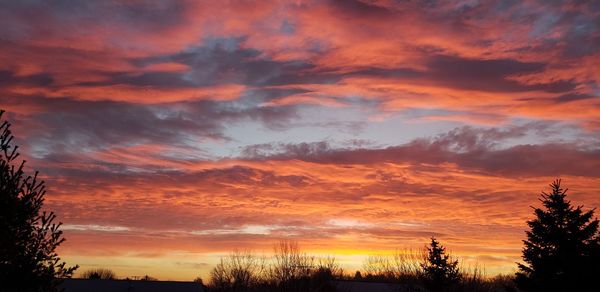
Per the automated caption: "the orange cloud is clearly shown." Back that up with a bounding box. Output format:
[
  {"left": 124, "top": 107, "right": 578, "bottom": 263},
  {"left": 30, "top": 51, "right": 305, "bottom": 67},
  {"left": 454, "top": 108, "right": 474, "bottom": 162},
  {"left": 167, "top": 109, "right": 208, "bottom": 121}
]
[{"left": 1, "top": 0, "right": 599, "bottom": 281}]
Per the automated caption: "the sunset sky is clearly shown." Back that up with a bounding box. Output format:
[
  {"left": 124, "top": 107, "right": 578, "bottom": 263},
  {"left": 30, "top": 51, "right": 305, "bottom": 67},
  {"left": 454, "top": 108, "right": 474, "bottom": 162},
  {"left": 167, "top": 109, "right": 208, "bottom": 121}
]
[{"left": 1, "top": 0, "right": 599, "bottom": 281}]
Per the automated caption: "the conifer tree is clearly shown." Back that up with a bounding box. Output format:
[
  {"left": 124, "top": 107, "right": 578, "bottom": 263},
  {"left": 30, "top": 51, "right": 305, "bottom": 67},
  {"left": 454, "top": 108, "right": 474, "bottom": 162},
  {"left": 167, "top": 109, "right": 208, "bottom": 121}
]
[
  {"left": 0, "top": 110, "right": 77, "bottom": 292},
  {"left": 420, "top": 237, "right": 461, "bottom": 292},
  {"left": 516, "top": 180, "right": 600, "bottom": 291}
]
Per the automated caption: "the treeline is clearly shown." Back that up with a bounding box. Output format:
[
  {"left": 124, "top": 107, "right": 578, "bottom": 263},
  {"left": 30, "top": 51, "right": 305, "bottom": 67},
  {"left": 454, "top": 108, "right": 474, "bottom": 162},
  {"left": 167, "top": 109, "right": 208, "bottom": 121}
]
[
  {"left": 72, "top": 180, "right": 600, "bottom": 292},
  {"left": 205, "top": 239, "right": 516, "bottom": 292},
  {"left": 79, "top": 268, "right": 158, "bottom": 281},
  {"left": 208, "top": 241, "right": 341, "bottom": 292},
  {"left": 205, "top": 180, "right": 599, "bottom": 292}
]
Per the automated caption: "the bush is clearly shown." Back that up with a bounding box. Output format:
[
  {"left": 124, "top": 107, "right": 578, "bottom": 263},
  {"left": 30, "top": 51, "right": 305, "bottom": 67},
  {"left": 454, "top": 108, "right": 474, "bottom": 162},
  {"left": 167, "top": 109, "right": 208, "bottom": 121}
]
[
  {"left": 81, "top": 268, "right": 116, "bottom": 280},
  {"left": 210, "top": 251, "right": 265, "bottom": 292},
  {"left": 208, "top": 241, "right": 342, "bottom": 292},
  {"left": 362, "top": 250, "right": 422, "bottom": 284}
]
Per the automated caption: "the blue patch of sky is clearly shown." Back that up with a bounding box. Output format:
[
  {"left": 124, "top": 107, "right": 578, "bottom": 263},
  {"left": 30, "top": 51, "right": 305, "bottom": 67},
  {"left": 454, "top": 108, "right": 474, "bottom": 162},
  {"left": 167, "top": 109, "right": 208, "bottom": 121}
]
[
  {"left": 280, "top": 19, "right": 296, "bottom": 35},
  {"left": 529, "top": 11, "right": 560, "bottom": 39},
  {"left": 201, "top": 106, "right": 462, "bottom": 157},
  {"left": 196, "top": 105, "right": 595, "bottom": 159}
]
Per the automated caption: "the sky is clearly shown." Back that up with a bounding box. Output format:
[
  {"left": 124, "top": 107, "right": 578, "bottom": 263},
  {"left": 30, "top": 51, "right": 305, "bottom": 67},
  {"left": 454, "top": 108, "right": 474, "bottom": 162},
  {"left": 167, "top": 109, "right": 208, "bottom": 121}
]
[{"left": 1, "top": 0, "right": 599, "bottom": 281}]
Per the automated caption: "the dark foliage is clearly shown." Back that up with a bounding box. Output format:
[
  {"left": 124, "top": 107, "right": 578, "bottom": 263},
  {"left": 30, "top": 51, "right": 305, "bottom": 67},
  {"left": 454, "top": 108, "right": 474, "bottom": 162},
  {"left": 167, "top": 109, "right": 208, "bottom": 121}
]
[
  {"left": 0, "top": 110, "right": 77, "bottom": 292},
  {"left": 208, "top": 241, "right": 340, "bottom": 292},
  {"left": 81, "top": 268, "right": 116, "bottom": 280},
  {"left": 207, "top": 240, "right": 519, "bottom": 292},
  {"left": 420, "top": 237, "right": 461, "bottom": 292},
  {"left": 140, "top": 274, "right": 158, "bottom": 281},
  {"left": 516, "top": 180, "right": 600, "bottom": 291}
]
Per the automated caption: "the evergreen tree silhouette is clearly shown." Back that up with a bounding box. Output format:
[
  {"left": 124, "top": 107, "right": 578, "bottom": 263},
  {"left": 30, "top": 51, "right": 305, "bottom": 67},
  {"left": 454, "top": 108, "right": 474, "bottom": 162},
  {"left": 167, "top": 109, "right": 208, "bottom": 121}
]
[
  {"left": 516, "top": 180, "right": 600, "bottom": 291},
  {"left": 0, "top": 110, "right": 77, "bottom": 292},
  {"left": 420, "top": 237, "right": 461, "bottom": 292}
]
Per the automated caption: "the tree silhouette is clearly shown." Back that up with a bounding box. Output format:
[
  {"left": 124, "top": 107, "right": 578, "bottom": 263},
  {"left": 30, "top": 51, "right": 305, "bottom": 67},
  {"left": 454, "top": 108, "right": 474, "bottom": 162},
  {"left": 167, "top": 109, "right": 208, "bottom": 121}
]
[
  {"left": 81, "top": 268, "right": 116, "bottom": 280},
  {"left": 0, "top": 110, "right": 77, "bottom": 291},
  {"left": 516, "top": 180, "right": 600, "bottom": 291},
  {"left": 420, "top": 237, "right": 461, "bottom": 292},
  {"left": 210, "top": 250, "right": 265, "bottom": 292},
  {"left": 140, "top": 275, "right": 157, "bottom": 281}
]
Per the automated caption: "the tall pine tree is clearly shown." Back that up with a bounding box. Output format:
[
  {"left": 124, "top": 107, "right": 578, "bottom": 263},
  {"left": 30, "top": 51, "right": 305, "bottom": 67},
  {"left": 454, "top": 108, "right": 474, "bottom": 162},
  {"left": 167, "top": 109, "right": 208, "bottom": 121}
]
[
  {"left": 0, "top": 110, "right": 77, "bottom": 292},
  {"left": 516, "top": 180, "right": 600, "bottom": 291},
  {"left": 420, "top": 237, "right": 461, "bottom": 292}
]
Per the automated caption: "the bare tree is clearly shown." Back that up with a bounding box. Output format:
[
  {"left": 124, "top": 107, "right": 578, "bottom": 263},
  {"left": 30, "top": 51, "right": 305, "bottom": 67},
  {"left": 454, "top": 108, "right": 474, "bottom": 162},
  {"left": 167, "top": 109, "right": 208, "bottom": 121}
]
[
  {"left": 311, "top": 256, "right": 342, "bottom": 292},
  {"left": 208, "top": 241, "right": 343, "bottom": 292},
  {"left": 362, "top": 255, "right": 394, "bottom": 280},
  {"left": 315, "top": 256, "right": 343, "bottom": 277},
  {"left": 210, "top": 250, "right": 266, "bottom": 292},
  {"left": 362, "top": 250, "right": 422, "bottom": 282},
  {"left": 81, "top": 268, "right": 116, "bottom": 280},
  {"left": 269, "top": 240, "right": 315, "bottom": 287},
  {"left": 140, "top": 275, "right": 157, "bottom": 281}
]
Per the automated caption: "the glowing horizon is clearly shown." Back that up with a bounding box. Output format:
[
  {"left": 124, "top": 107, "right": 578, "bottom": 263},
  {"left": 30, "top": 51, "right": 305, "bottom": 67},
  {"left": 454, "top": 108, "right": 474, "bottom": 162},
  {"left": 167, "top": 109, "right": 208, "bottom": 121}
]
[{"left": 0, "top": 0, "right": 599, "bottom": 281}]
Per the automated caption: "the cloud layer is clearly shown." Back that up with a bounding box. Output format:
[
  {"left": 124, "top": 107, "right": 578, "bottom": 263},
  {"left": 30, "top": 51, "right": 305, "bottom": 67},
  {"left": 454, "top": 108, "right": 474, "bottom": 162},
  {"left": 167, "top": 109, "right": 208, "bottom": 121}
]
[{"left": 0, "top": 0, "right": 599, "bottom": 280}]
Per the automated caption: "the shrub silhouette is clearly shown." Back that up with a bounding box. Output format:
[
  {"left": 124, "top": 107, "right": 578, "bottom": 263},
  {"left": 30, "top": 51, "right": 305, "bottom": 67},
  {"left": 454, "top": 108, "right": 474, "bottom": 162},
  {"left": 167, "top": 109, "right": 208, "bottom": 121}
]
[
  {"left": 0, "top": 110, "right": 77, "bottom": 292},
  {"left": 208, "top": 241, "right": 341, "bottom": 292},
  {"left": 210, "top": 250, "right": 265, "bottom": 292},
  {"left": 194, "top": 276, "right": 207, "bottom": 287},
  {"left": 361, "top": 250, "right": 422, "bottom": 285},
  {"left": 269, "top": 240, "right": 314, "bottom": 288},
  {"left": 515, "top": 179, "right": 600, "bottom": 291},
  {"left": 420, "top": 237, "right": 461, "bottom": 292},
  {"left": 81, "top": 268, "right": 116, "bottom": 280},
  {"left": 140, "top": 274, "right": 157, "bottom": 281},
  {"left": 207, "top": 239, "right": 522, "bottom": 292}
]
